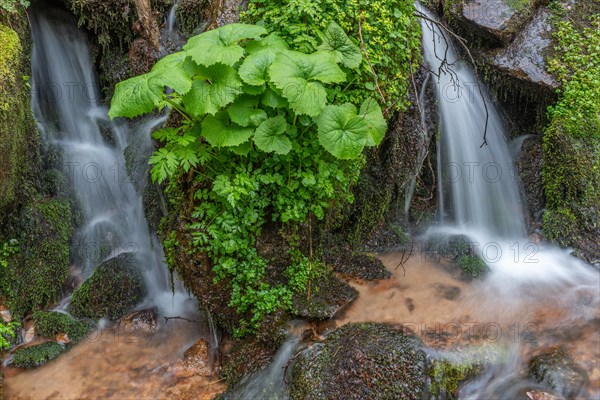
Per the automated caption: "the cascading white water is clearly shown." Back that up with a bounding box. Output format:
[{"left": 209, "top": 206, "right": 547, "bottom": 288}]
[
  {"left": 30, "top": 6, "right": 193, "bottom": 317},
  {"left": 167, "top": 0, "right": 179, "bottom": 34}
]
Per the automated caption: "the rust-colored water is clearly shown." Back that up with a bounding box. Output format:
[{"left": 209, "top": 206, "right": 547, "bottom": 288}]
[
  {"left": 332, "top": 252, "right": 600, "bottom": 397},
  {"left": 3, "top": 320, "right": 225, "bottom": 400}
]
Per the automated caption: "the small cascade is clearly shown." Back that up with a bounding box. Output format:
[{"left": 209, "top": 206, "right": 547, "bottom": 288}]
[
  {"left": 166, "top": 0, "right": 180, "bottom": 38},
  {"left": 30, "top": 5, "right": 192, "bottom": 316},
  {"left": 418, "top": 3, "right": 599, "bottom": 398},
  {"left": 229, "top": 337, "right": 299, "bottom": 400}
]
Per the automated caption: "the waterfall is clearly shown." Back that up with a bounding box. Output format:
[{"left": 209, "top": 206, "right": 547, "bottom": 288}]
[
  {"left": 419, "top": 4, "right": 599, "bottom": 398},
  {"left": 30, "top": 6, "right": 192, "bottom": 317},
  {"left": 167, "top": 0, "right": 179, "bottom": 35}
]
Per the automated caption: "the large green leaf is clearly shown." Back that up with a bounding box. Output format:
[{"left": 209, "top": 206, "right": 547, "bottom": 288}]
[
  {"left": 239, "top": 51, "right": 277, "bottom": 86},
  {"left": 316, "top": 104, "right": 370, "bottom": 159},
  {"left": 253, "top": 116, "right": 291, "bottom": 154},
  {"left": 109, "top": 74, "right": 164, "bottom": 119},
  {"left": 227, "top": 95, "right": 267, "bottom": 127},
  {"left": 269, "top": 50, "right": 345, "bottom": 116},
  {"left": 246, "top": 33, "right": 289, "bottom": 55},
  {"left": 261, "top": 86, "right": 288, "bottom": 109},
  {"left": 109, "top": 52, "right": 194, "bottom": 119},
  {"left": 358, "top": 98, "right": 387, "bottom": 146},
  {"left": 183, "top": 64, "right": 243, "bottom": 117},
  {"left": 183, "top": 24, "right": 267, "bottom": 67},
  {"left": 318, "top": 22, "right": 362, "bottom": 69},
  {"left": 150, "top": 51, "right": 193, "bottom": 94},
  {"left": 201, "top": 111, "right": 255, "bottom": 147}
]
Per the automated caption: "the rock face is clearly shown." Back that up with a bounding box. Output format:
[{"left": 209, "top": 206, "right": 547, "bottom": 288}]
[
  {"left": 529, "top": 348, "right": 587, "bottom": 399},
  {"left": 291, "top": 273, "right": 358, "bottom": 320},
  {"left": 117, "top": 308, "right": 159, "bottom": 334},
  {"left": 517, "top": 136, "right": 545, "bottom": 227},
  {"left": 492, "top": 8, "right": 557, "bottom": 89},
  {"left": 290, "top": 323, "right": 427, "bottom": 400},
  {"left": 68, "top": 253, "right": 145, "bottom": 320}
]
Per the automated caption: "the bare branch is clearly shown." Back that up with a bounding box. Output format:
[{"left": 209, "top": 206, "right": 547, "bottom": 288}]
[{"left": 415, "top": 11, "right": 489, "bottom": 147}]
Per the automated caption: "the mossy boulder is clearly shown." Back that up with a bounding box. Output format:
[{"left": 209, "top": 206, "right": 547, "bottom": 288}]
[
  {"left": 324, "top": 251, "right": 390, "bottom": 280},
  {"left": 455, "top": 255, "right": 490, "bottom": 279},
  {"left": 12, "top": 341, "right": 65, "bottom": 368},
  {"left": 290, "top": 323, "right": 427, "bottom": 400},
  {"left": 0, "top": 199, "right": 72, "bottom": 318},
  {"left": 291, "top": 271, "right": 358, "bottom": 320},
  {"left": 529, "top": 348, "right": 587, "bottom": 399},
  {"left": 32, "top": 311, "right": 91, "bottom": 343},
  {"left": 68, "top": 253, "right": 145, "bottom": 320}
]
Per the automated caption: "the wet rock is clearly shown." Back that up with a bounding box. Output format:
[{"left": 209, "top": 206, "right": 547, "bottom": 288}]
[
  {"left": 324, "top": 251, "right": 391, "bottom": 280},
  {"left": 291, "top": 273, "right": 358, "bottom": 320},
  {"left": 526, "top": 389, "right": 564, "bottom": 400},
  {"left": 529, "top": 348, "right": 587, "bottom": 399},
  {"left": 435, "top": 284, "right": 461, "bottom": 301},
  {"left": 117, "top": 308, "right": 159, "bottom": 334},
  {"left": 517, "top": 136, "right": 545, "bottom": 226},
  {"left": 55, "top": 333, "right": 70, "bottom": 344},
  {"left": 492, "top": 8, "right": 557, "bottom": 89},
  {"left": 290, "top": 323, "right": 426, "bottom": 400},
  {"left": 461, "top": 0, "right": 535, "bottom": 44},
  {"left": 173, "top": 338, "right": 212, "bottom": 377},
  {"left": 0, "top": 306, "right": 12, "bottom": 323},
  {"left": 68, "top": 253, "right": 145, "bottom": 320},
  {"left": 24, "top": 323, "right": 35, "bottom": 344}
]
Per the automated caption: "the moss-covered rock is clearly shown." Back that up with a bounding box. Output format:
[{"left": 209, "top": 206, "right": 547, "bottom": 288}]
[
  {"left": 529, "top": 348, "right": 587, "bottom": 399},
  {"left": 291, "top": 271, "right": 357, "bottom": 320},
  {"left": 0, "top": 199, "right": 72, "bottom": 318},
  {"left": 220, "top": 338, "right": 279, "bottom": 387},
  {"left": 176, "top": 0, "right": 208, "bottom": 36},
  {"left": 68, "top": 253, "right": 145, "bottom": 320},
  {"left": 324, "top": 251, "right": 391, "bottom": 280},
  {"left": 455, "top": 255, "right": 490, "bottom": 279},
  {"left": 290, "top": 323, "right": 427, "bottom": 400},
  {"left": 12, "top": 341, "right": 65, "bottom": 368},
  {"left": 32, "top": 311, "right": 91, "bottom": 343}
]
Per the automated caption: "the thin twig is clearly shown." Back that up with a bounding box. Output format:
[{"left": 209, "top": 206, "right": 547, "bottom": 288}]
[{"left": 358, "top": 19, "right": 386, "bottom": 104}]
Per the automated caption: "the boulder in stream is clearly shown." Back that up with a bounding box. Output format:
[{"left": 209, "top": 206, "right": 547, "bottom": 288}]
[
  {"left": 290, "top": 323, "right": 427, "bottom": 400},
  {"left": 117, "top": 308, "right": 159, "bottom": 334},
  {"left": 529, "top": 348, "right": 587, "bottom": 399},
  {"left": 68, "top": 253, "right": 145, "bottom": 320},
  {"left": 172, "top": 338, "right": 212, "bottom": 377}
]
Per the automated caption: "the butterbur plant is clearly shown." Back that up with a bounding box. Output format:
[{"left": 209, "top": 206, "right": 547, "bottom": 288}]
[{"left": 109, "top": 22, "right": 387, "bottom": 334}]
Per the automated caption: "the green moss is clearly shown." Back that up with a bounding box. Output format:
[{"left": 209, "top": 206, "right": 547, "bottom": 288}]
[
  {"left": 176, "top": 0, "right": 208, "bottom": 35},
  {"left": 32, "top": 311, "right": 91, "bottom": 343},
  {"left": 0, "top": 199, "right": 71, "bottom": 318},
  {"left": 428, "top": 359, "right": 480, "bottom": 398},
  {"left": 456, "top": 255, "right": 490, "bottom": 279},
  {"left": 0, "top": 15, "right": 40, "bottom": 214},
  {"left": 68, "top": 253, "right": 145, "bottom": 320},
  {"left": 12, "top": 341, "right": 65, "bottom": 368},
  {"left": 542, "top": 12, "right": 600, "bottom": 257}
]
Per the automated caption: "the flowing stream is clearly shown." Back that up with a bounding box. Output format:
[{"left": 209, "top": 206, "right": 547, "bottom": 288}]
[{"left": 3, "top": 2, "right": 598, "bottom": 399}]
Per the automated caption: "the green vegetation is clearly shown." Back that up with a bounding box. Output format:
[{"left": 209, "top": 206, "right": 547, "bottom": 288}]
[
  {"left": 12, "top": 342, "right": 64, "bottom": 368},
  {"left": 0, "top": 320, "right": 19, "bottom": 350},
  {"left": 0, "top": 199, "right": 71, "bottom": 318},
  {"left": 242, "top": 0, "right": 421, "bottom": 113},
  {"left": 69, "top": 254, "right": 144, "bottom": 320},
  {"left": 110, "top": 23, "right": 388, "bottom": 334},
  {"left": 32, "top": 311, "right": 90, "bottom": 343},
  {"left": 428, "top": 359, "right": 480, "bottom": 398},
  {"left": 456, "top": 255, "right": 490, "bottom": 279},
  {"left": 542, "top": 12, "right": 600, "bottom": 249}
]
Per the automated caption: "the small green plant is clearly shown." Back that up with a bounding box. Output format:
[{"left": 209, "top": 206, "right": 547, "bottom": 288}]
[
  {"left": 110, "top": 23, "right": 387, "bottom": 335},
  {"left": 0, "top": 320, "right": 19, "bottom": 350},
  {"left": 0, "top": 239, "right": 18, "bottom": 268}
]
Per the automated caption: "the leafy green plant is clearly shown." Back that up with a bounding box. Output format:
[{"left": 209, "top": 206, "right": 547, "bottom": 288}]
[
  {"left": 0, "top": 320, "right": 19, "bottom": 350},
  {"left": 242, "top": 0, "right": 421, "bottom": 113},
  {"left": 110, "top": 23, "right": 386, "bottom": 335},
  {"left": 0, "top": 239, "right": 18, "bottom": 268}
]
